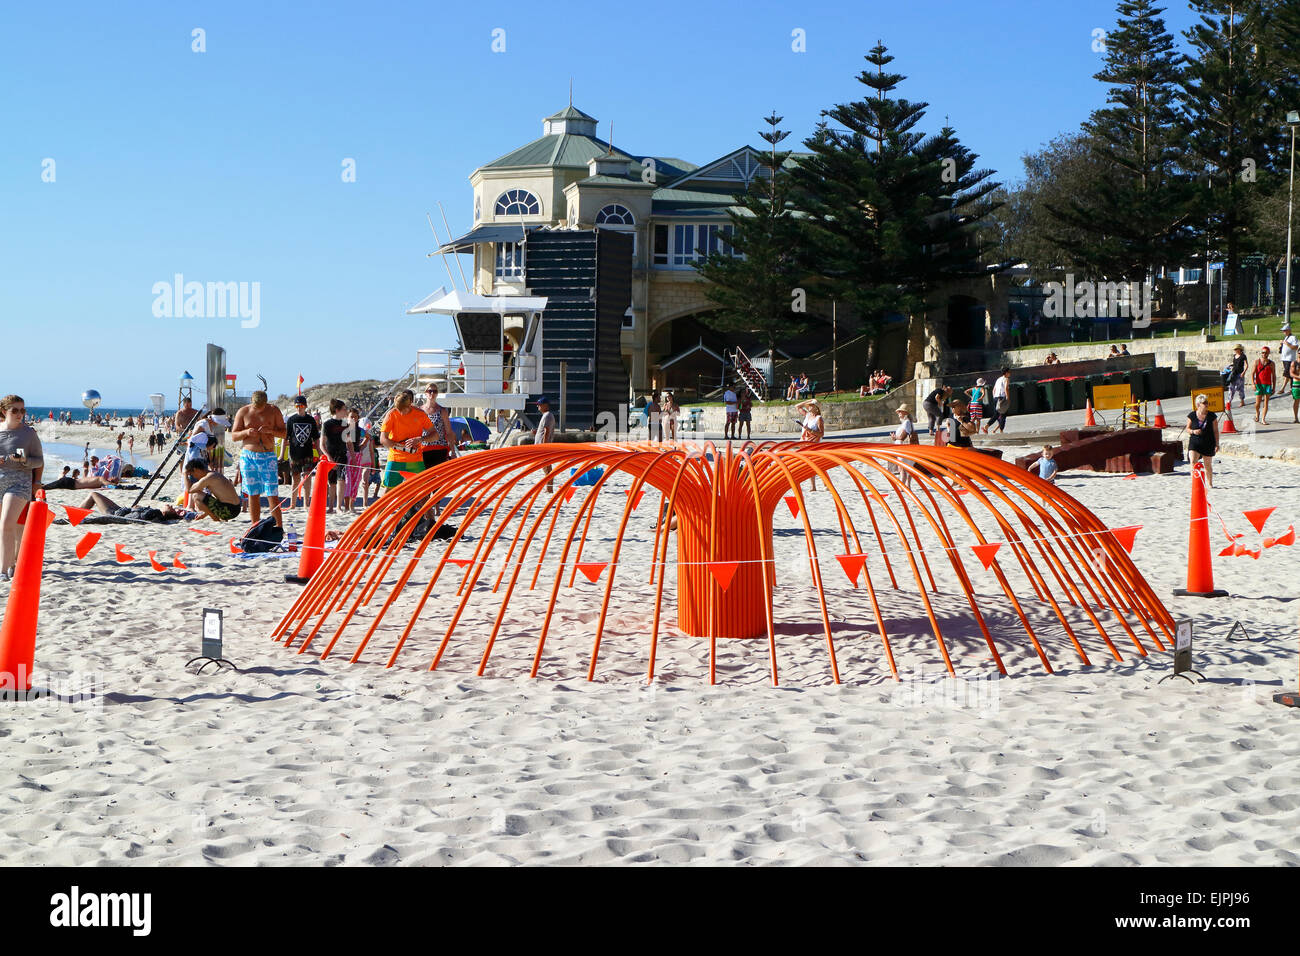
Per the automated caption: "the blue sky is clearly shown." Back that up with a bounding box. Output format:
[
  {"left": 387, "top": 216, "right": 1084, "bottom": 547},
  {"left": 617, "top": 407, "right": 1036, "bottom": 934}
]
[{"left": 1, "top": 0, "right": 1201, "bottom": 407}]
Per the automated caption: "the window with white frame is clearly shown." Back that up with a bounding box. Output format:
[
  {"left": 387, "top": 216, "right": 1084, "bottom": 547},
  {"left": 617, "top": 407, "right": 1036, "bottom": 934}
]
[
  {"left": 495, "top": 242, "right": 524, "bottom": 279},
  {"left": 652, "top": 222, "right": 737, "bottom": 268},
  {"left": 596, "top": 203, "right": 635, "bottom": 226},
  {"left": 494, "top": 189, "right": 541, "bottom": 216}
]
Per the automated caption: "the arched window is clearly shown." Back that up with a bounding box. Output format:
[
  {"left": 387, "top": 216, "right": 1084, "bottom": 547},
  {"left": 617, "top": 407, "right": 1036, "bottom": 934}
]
[
  {"left": 595, "top": 203, "right": 635, "bottom": 226},
  {"left": 494, "top": 189, "right": 541, "bottom": 216}
]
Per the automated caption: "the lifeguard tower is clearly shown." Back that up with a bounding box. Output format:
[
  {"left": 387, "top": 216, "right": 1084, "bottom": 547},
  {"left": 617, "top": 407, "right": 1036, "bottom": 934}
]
[{"left": 405, "top": 287, "right": 547, "bottom": 440}]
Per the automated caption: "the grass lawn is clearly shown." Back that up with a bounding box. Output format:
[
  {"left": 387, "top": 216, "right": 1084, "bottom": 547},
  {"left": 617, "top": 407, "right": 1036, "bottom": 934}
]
[{"left": 1008, "top": 308, "right": 1297, "bottom": 351}]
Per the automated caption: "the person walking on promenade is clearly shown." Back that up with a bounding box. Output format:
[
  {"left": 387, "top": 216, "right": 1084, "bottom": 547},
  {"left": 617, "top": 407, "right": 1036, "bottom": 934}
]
[
  {"left": 1253, "top": 346, "right": 1276, "bottom": 425},
  {"left": 1186, "top": 393, "right": 1221, "bottom": 488},
  {"left": 1228, "top": 344, "right": 1247, "bottom": 409}
]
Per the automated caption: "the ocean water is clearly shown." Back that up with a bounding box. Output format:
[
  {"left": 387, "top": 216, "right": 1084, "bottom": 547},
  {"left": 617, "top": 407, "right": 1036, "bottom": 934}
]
[{"left": 26, "top": 406, "right": 176, "bottom": 422}]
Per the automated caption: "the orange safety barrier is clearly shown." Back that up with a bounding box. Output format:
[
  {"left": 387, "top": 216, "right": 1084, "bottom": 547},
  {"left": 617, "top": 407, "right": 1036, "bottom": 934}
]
[
  {"left": 1174, "top": 462, "right": 1227, "bottom": 598},
  {"left": 286, "top": 459, "right": 333, "bottom": 584},
  {"left": 0, "top": 495, "right": 50, "bottom": 692},
  {"left": 1152, "top": 400, "right": 1168, "bottom": 429},
  {"left": 268, "top": 441, "right": 1175, "bottom": 685}
]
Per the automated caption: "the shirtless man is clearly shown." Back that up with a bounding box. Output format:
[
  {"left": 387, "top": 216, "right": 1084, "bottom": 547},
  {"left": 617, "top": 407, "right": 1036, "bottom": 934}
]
[
  {"left": 230, "top": 390, "right": 287, "bottom": 527},
  {"left": 173, "top": 396, "right": 199, "bottom": 435},
  {"left": 185, "top": 460, "right": 241, "bottom": 522}
]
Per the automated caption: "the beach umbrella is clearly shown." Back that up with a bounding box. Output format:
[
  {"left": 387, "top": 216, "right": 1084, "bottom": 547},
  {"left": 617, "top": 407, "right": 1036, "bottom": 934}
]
[
  {"left": 450, "top": 416, "right": 490, "bottom": 442},
  {"left": 270, "top": 441, "right": 1174, "bottom": 686}
]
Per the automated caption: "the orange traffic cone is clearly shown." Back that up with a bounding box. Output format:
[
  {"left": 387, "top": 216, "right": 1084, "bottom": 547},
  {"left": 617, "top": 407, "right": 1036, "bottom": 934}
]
[
  {"left": 1221, "top": 403, "right": 1238, "bottom": 434},
  {"left": 1173, "top": 462, "right": 1227, "bottom": 598},
  {"left": 0, "top": 494, "right": 50, "bottom": 694},
  {"left": 286, "top": 459, "right": 333, "bottom": 585},
  {"left": 1153, "top": 400, "right": 1168, "bottom": 428},
  {"left": 1084, "top": 400, "right": 1096, "bottom": 427}
]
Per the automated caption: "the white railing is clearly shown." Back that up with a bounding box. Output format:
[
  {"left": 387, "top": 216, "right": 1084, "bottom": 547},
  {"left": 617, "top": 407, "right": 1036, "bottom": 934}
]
[{"left": 415, "top": 349, "right": 540, "bottom": 396}]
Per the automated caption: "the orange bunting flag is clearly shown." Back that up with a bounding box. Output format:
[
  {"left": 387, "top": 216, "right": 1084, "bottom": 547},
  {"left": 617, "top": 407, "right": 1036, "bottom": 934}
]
[
  {"left": 1264, "top": 526, "right": 1296, "bottom": 549},
  {"left": 1218, "top": 544, "right": 1236, "bottom": 557},
  {"left": 624, "top": 489, "right": 645, "bottom": 510},
  {"left": 971, "top": 543, "right": 1002, "bottom": 570},
  {"left": 1249, "top": 548, "right": 1262, "bottom": 560},
  {"left": 835, "top": 553, "right": 866, "bottom": 586},
  {"left": 707, "top": 561, "right": 739, "bottom": 591},
  {"left": 230, "top": 538, "right": 243, "bottom": 554},
  {"left": 173, "top": 553, "right": 188, "bottom": 569},
  {"left": 1109, "top": 525, "right": 1141, "bottom": 554},
  {"left": 75, "top": 532, "right": 102, "bottom": 561},
  {"left": 575, "top": 562, "right": 606, "bottom": 583},
  {"left": 64, "top": 506, "right": 93, "bottom": 527},
  {"left": 147, "top": 550, "right": 169, "bottom": 572},
  {"left": 1243, "top": 507, "right": 1275, "bottom": 535},
  {"left": 1231, "top": 543, "right": 1249, "bottom": 557},
  {"left": 783, "top": 496, "right": 799, "bottom": 519},
  {"left": 114, "top": 544, "right": 135, "bottom": 563},
  {"left": 190, "top": 527, "right": 220, "bottom": 537},
  {"left": 447, "top": 557, "right": 472, "bottom": 568},
  {"left": 16, "top": 504, "right": 55, "bottom": 528},
  {"left": 562, "top": 487, "right": 575, "bottom": 503}
]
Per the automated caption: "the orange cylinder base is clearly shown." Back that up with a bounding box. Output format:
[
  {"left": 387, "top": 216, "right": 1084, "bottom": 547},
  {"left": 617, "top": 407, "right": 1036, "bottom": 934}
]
[{"left": 675, "top": 507, "right": 773, "bottom": 638}]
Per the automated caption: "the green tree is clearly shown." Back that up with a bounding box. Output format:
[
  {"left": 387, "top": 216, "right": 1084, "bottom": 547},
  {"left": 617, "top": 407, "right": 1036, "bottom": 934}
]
[
  {"left": 988, "top": 133, "right": 1117, "bottom": 281},
  {"left": 789, "top": 43, "right": 1001, "bottom": 344},
  {"left": 1179, "top": 0, "right": 1284, "bottom": 303},
  {"left": 694, "top": 112, "right": 812, "bottom": 359},
  {"left": 1065, "top": 0, "right": 1194, "bottom": 279}
]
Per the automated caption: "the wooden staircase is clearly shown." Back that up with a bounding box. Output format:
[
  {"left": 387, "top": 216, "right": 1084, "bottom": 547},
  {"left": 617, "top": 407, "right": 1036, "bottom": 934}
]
[{"left": 730, "top": 347, "right": 768, "bottom": 401}]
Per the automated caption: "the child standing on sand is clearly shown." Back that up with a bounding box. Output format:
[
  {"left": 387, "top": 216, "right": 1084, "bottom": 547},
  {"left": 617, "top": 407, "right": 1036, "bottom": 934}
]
[{"left": 1034, "top": 446, "right": 1058, "bottom": 485}]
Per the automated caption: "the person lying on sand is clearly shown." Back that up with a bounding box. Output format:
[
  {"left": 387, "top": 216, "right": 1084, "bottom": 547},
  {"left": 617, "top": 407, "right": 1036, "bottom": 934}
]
[
  {"left": 76, "top": 491, "right": 184, "bottom": 523},
  {"left": 185, "top": 460, "right": 241, "bottom": 522}
]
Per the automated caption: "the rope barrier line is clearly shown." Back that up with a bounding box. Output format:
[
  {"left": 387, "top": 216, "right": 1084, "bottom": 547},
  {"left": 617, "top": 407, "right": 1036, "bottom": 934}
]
[{"left": 42, "top": 490, "right": 1296, "bottom": 571}]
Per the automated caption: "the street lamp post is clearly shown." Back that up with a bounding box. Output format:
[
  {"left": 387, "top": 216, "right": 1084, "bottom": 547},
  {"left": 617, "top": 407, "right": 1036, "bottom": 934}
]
[{"left": 1283, "top": 111, "right": 1298, "bottom": 331}]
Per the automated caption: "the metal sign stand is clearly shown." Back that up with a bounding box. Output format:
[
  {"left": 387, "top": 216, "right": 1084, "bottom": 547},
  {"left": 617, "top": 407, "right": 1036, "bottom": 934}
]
[
  {"left": 1159, "top": 621, "right": 1204, "bottom": 684},
  {"left": 186, "top": 608, "right": 237, "bottom": 675}
]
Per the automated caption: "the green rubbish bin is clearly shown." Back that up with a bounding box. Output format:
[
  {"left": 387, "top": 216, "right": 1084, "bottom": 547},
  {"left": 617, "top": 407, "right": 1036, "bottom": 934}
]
[
  {"left": 1042, "top": 378, "right": 1067, "bottom": 412},
  {"left": 1067, "top": 377, "right": 1087, "bottom": 410},
  {"left": 1154, "top": 366, "right": 1175, "bottom": 398},
  {"left": 1129, "top": 369, "right": 1148, "bottom": 401},
  {"left": 1019, "top": 379, "right": 1040, "bottom": 413},
  {"left": 1017, "top": 381, "right": 1040, "bottom": 414}
]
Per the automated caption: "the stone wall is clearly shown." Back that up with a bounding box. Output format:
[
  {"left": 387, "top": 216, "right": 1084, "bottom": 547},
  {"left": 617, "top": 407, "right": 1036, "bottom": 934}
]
[{"left": 658, "top": 395, "right": 905, "bottom": 436}]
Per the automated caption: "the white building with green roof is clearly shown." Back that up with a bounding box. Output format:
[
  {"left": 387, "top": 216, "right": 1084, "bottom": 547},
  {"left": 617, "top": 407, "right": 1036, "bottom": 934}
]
[{"left": 440, "top": 104, "right": 799, "bottom": 395}]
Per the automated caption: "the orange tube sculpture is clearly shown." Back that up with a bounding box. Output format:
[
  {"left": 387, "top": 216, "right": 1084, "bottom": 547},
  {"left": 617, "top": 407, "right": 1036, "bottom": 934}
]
[{"left": 269, "top": 441, "right": 1174, "bottom": 685}]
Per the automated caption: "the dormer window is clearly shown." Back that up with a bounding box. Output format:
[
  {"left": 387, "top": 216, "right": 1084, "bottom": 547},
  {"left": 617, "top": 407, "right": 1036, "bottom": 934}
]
[
  {"left": 494, "top": 189, "right": 541, "bottom": 217},
  {"left": 595, "top": 204, "right": 635, "bottom": 226},
  {"left": 475, "top": 196, "right": 481, "bottom": 222}
]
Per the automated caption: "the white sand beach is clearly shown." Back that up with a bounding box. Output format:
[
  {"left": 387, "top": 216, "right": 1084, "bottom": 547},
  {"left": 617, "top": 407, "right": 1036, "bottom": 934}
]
[{"left": 3, "top": 440, "right": 1299, "bottom": 867}]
